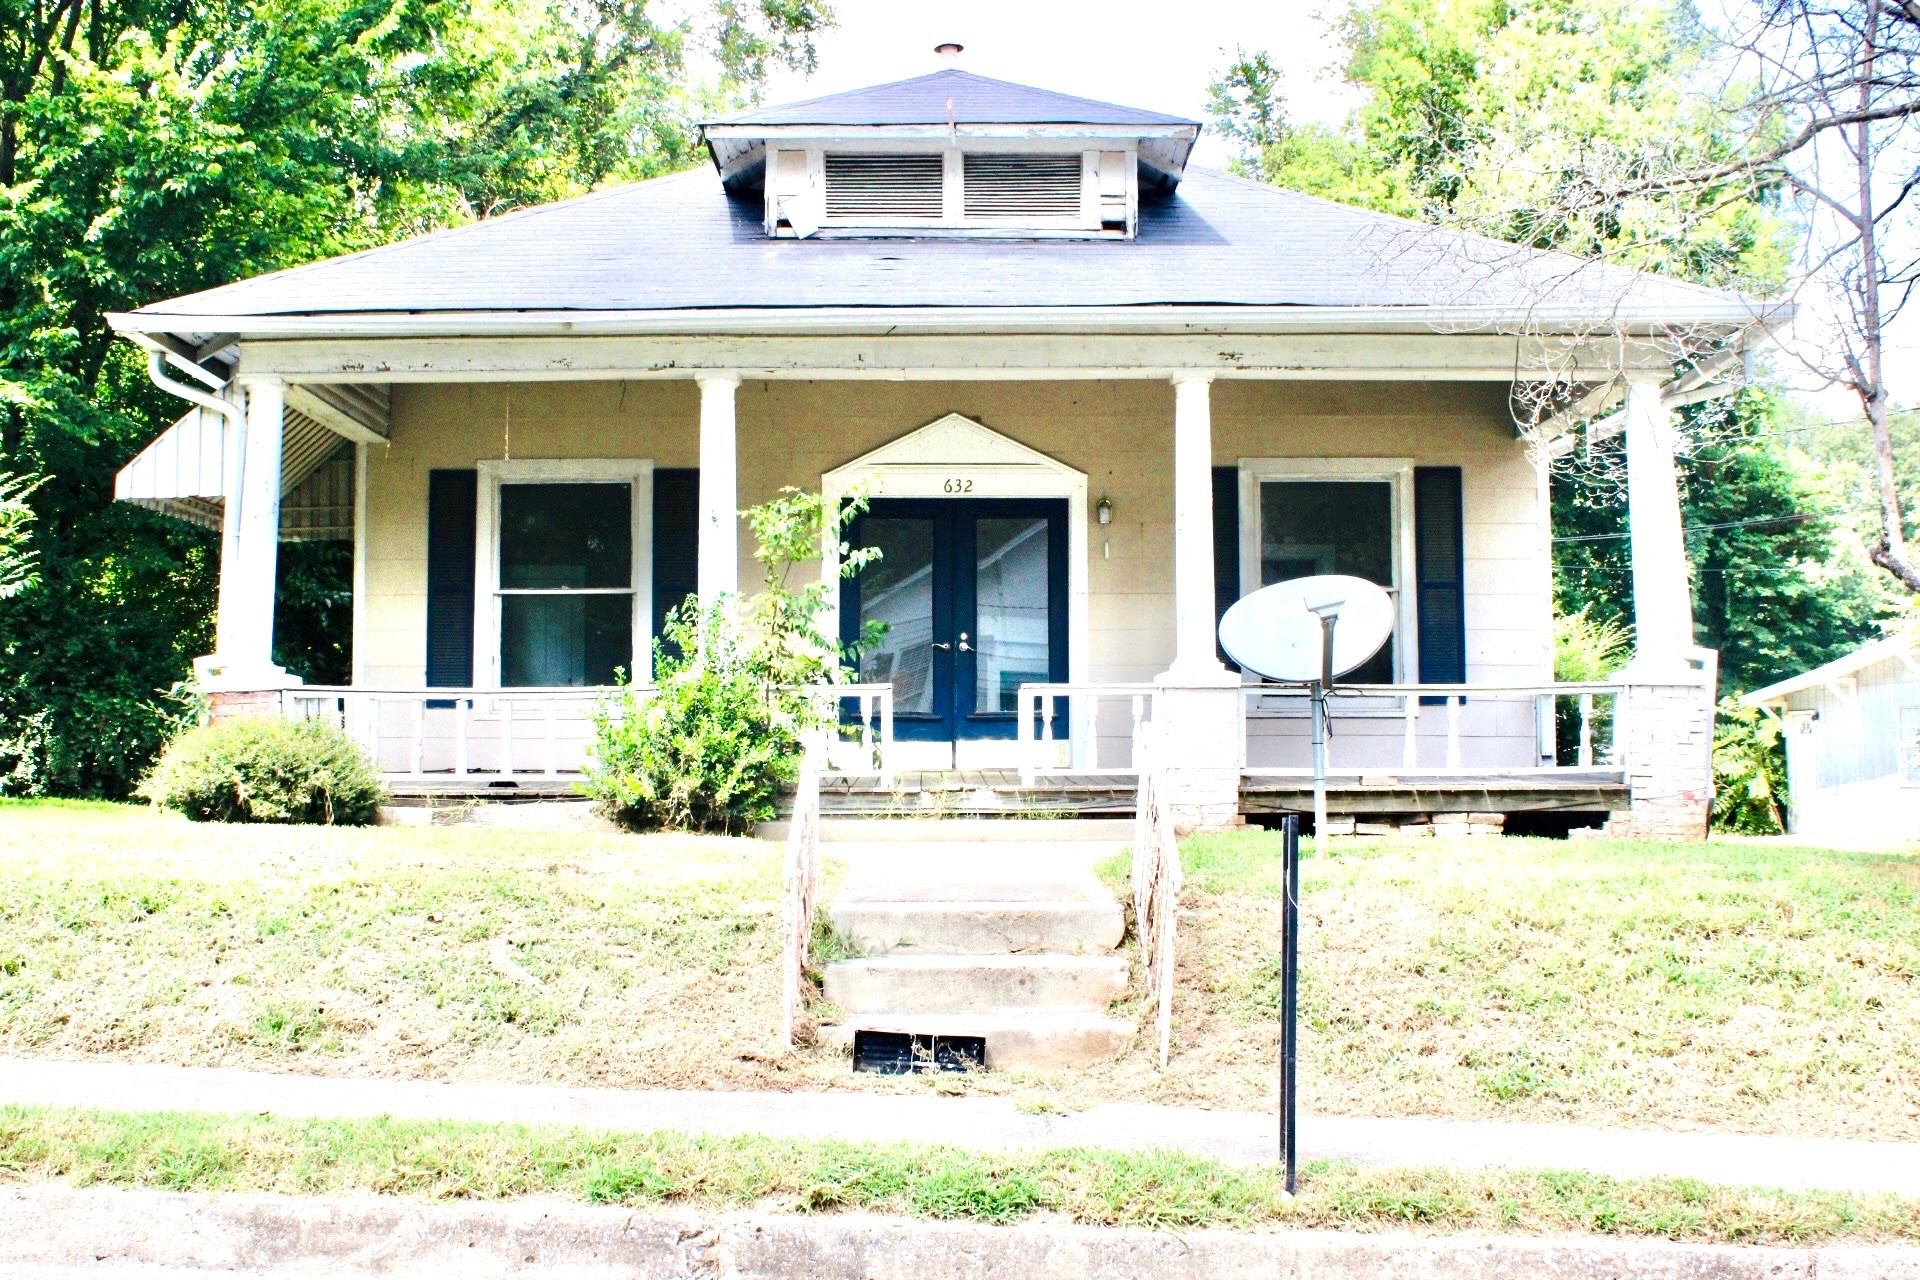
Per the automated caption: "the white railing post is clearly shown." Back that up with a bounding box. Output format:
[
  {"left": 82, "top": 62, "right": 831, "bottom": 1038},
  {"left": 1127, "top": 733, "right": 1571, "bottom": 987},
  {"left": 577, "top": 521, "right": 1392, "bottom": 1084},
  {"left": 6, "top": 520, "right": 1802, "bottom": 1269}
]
[
  {"left": 1130, "top": 720, "right": 1181, "bottom": 1070},
  {"left": 1446, "top": 695, "right": 1462, "bottom": 769},
  {"left": 877, "top": 688, "right": 894, "bottom": 789},
  {"left": 501, "top": 698, "right": 515, "bottom": 777},
  {"left": 781, "top": 735, "right": 824, "bottom": 1050},
  {"left": 410, "top": 701, "right": 425, "bottom": 778},
  {"left": 1018, "top": 688, "right": 1037, "bottom": 786},
  {"left": 1578, "top": 693, "right": 1595, "bottom": 768},
  {"left": 1402, "top": 692, "right": 1419, "bottom": 769},
  {"left": 454, "top": 697, "right": 470, "bottom": 776}
]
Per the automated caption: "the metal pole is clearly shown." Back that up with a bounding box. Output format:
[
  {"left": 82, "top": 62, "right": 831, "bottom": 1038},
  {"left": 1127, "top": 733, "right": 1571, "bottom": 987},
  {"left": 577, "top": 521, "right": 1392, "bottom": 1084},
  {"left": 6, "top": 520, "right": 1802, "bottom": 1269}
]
[
  {"left": 1279, "top": 812, "right": 1300, "bottom": 1193},
  {"left": 1312, "top": 612, "right": 1336, "bottom": 862}
]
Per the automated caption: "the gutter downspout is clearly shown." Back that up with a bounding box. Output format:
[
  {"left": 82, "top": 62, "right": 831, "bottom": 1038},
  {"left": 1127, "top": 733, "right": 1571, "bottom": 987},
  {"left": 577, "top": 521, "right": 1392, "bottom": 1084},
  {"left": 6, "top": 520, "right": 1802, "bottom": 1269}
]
[{"left": 137, "top": 341, "right": 251, "bottom": 671}]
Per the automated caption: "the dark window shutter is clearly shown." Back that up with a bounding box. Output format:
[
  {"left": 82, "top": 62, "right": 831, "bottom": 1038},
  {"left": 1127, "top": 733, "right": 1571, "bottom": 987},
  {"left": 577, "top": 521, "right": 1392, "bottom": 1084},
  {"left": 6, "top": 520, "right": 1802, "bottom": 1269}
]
[
  {"left": 425, "top": 470, "right": 477, "bottom": 687},
  {"left": 1414, "top": 466, "right": 1466, "bottom": 685},
  {"left": 652, "top": 468, "right": 700, "bottom": 655},
  {"left": 1213, "top": 466, "right": 1240, "bottom": 669}
]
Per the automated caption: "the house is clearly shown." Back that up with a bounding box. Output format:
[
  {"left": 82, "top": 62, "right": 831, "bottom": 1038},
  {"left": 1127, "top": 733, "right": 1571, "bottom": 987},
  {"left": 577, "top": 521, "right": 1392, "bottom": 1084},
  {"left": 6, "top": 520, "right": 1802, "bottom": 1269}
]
[
  {"left": 105, "top": 56, "right": 1765, "bottom": 835},
  {"left": 1743, "top": 633, "right": 1920, "bottom": 843}
]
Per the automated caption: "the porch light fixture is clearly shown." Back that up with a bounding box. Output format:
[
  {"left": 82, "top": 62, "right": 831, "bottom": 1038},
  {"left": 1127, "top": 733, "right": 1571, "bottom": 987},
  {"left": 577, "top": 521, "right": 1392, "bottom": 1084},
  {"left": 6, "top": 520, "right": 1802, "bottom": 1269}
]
[{"left": 1095, "top": 495, "right": 1113, "bottom": 524}]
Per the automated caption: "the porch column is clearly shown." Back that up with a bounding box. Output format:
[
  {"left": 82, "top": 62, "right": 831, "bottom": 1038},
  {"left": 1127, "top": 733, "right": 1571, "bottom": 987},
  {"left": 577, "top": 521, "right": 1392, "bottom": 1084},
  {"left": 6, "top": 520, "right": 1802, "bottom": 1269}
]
[
  {"left": 1167, "top": 373, "right": 1225, "bottom": 679},
  {"left": 1156, "top": 373, "right": 1241, "bottom": 830},
  {"left": 201, "top": 376, "right": 290, "bottom": 691},
  {"left": 1614, "top": 371, "right": 1715, "bottom": 840},
  {"left": 696, "top": 372, "right": 740, "bottom": 605},
  {"left": 1623, "top": 372, "right": 1694, "bottom": 669}
]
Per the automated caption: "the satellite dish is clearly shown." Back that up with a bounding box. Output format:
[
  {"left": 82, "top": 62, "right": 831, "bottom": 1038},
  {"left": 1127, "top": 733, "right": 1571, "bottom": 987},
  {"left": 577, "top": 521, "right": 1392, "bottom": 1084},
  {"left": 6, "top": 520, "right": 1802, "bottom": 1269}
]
[{"left": 1218, "top": 575, "right": 1395, "bottom": 683}]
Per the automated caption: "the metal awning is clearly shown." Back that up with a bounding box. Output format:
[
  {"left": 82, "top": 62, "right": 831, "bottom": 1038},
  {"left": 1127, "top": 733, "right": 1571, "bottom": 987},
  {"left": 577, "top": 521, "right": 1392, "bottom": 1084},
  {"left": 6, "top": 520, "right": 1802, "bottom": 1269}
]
[{"left": 114, "top": 401, "right": 355, "bottom": 542}]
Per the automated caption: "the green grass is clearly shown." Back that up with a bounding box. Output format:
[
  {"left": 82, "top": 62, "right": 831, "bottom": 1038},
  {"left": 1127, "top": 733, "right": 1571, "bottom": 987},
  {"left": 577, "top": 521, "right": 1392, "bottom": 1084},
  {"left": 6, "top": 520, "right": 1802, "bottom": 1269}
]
[
  {"left": 3, "top": 1103, "right": 1919, "bottom": 1243},
  {"left": 0, "top": 799, "right": 804, "bottom": 1090},
  {"left": 1153, "top": 828, "right": 1920, "bottom": 1137},
  {"left": 8, "top": 800, "right": 1920, "bottom": 1140}
]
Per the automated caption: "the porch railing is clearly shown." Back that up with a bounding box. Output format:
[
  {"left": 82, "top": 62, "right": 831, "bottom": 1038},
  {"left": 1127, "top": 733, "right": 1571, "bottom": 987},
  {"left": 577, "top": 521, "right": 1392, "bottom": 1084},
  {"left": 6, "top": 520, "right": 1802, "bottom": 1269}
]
[
  {"left": 1015, "top": 683, "right": 1159, "bottom": 783},
  {"left": 1241, "top": 681, "right": 1626, "bottom": 774},
  {"left": 283, "top": 682, "right": 895, "bottom": 784}
]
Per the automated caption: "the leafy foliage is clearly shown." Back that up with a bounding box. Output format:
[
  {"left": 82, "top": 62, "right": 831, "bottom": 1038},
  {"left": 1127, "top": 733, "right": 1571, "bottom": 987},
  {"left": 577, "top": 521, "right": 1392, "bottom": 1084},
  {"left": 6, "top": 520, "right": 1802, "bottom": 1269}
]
[
  {"left": 1710, "top": 698, "right": 1787, "bottom": 835},
  {"left": 1554, "top": 392, "right": 1890, "bottom": 698},
  {"left": 583, "top": 603, "right": 800, "bottom": 834},
  {"left": 139, "top": 715, "right": 385, "bottom": 825},
  {"left": 583, "top": 485, "right": 878, "bottom": 833},
  {"left": 1211, "top": 0, "right": 1789, "bottom": 290},
  {"left": 0, "top": 470, "right": 39, "bottom": 598},
  {"left": 1552, "top": 606, "right": 1631, "bottom": 683},
  {"left": 0, "top": 0, "right": 830, "bottom": 797},
  {"left": 740, "top": 484, "right": 879, "bottom": 709}
]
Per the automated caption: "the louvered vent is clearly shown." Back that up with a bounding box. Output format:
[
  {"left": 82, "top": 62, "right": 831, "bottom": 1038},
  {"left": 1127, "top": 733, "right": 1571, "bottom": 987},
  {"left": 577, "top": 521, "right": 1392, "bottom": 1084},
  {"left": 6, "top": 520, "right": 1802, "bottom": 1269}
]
[
  {"left": 963, "top": 154, "right": 1083, "bottom": 219},
  {"left": 823, "top": 153, "right": 944, "bottom": 220}
]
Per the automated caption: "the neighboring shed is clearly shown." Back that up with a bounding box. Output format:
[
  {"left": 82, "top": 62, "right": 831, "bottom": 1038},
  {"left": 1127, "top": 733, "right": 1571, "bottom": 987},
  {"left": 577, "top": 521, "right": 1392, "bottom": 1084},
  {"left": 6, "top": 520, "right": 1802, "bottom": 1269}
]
[{"left": 1744, "top": 634, "right": 1920, "bottom": 842}]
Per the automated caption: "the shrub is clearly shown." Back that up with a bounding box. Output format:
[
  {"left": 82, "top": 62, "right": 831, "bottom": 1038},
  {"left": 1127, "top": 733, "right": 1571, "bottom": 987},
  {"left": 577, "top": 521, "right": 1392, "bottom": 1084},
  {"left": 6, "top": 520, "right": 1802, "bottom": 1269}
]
[
  {"left": 582, "top": 605, "right": 800, "bottom": 834},
  {"left": 139, "top": 715, "right": 385, "bottom": 825},
  {"left": 1711, "top": 697, "right": 1788, "bottom": 834},
  {"left": 1553, "top": 607, "right": 1633, "bottom": 762}
]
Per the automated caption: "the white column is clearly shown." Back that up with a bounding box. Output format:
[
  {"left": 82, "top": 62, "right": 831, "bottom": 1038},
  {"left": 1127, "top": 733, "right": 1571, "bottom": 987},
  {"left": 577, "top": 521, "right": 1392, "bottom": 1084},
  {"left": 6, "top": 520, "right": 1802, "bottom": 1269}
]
[
  {"left": 696, "top": 372, "right": 740, "bottom": 605},
  {"left": 1623, "top": 373, "right": 1694, "bottom": 670},
  {"left": 1165, "top": 373, "right": 1225, "bottom": 679},
  {"left": 210, "top": 377, "right": 288, "bottom": 685}
]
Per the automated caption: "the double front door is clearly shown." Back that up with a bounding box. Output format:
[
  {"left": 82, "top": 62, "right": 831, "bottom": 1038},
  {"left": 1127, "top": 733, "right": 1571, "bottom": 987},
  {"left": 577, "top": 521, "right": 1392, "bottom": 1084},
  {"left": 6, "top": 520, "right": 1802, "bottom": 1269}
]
[{"left": 843, "top": 498, "right": 1068, "bottom": 743}]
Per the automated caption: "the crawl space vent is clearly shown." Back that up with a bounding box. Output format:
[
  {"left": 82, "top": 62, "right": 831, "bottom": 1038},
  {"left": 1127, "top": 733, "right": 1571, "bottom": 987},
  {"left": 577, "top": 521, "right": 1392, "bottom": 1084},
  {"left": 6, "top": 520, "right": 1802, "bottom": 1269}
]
[
  {"left": 963, "top": 154, "right": 1082, "bottom": 219},
  {"left": 851, "top": 1030, "right": 986, "bottom": 1074},
  {"left": 823, "top": 153, "right": 944, "bottom": 220}
]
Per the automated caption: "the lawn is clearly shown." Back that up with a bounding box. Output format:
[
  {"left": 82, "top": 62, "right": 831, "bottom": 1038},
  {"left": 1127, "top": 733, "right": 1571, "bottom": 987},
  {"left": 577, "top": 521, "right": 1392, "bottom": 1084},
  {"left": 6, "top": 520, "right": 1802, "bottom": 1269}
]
[
  {"left": 0, "top": 799, "right": 802, "bottom": 1092},
  {"left": 3, "top": 801, "right": 1918, "bottom": 1141},
  {"left": 5, "top": 1103, "right": 1919, "bottom": 1244}
]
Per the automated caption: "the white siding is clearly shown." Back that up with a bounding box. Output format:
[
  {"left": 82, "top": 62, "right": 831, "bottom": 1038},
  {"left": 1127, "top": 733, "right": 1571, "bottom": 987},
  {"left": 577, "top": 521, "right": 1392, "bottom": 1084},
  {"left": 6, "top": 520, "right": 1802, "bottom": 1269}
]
[{"left": 1781, "top": 651, "right": 1920, "bottom": 841}]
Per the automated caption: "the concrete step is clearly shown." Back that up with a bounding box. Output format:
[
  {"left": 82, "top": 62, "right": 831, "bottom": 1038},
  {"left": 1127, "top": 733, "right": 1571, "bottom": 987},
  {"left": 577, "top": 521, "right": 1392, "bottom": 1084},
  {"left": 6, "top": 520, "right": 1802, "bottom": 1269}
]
[
  {"left": 759, "top": 818, "right": 1135, "bottom": 843},
  {"left": 822, "top": 953, "right": 1130, "bottom": 1015},
  {"left": 820, "top": 1011, "right": 1137, "bottom": 1071},
  {"left": 833, "top": 899, "right": 1125, "bottom": 956}
]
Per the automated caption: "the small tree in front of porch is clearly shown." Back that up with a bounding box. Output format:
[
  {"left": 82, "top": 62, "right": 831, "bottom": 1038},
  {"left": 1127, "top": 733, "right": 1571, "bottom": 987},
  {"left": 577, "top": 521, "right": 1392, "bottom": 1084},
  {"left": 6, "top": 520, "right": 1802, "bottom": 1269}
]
[{"left": 582, "top": 487, "right": 878, "bottom": 834}]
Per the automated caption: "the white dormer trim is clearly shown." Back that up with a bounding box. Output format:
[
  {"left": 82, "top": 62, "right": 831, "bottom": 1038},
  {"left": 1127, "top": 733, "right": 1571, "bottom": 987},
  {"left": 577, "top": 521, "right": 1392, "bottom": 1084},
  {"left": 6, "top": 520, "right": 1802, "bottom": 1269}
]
[{"left": 763, "top": 139, "right": 1138, "bottom": 240}]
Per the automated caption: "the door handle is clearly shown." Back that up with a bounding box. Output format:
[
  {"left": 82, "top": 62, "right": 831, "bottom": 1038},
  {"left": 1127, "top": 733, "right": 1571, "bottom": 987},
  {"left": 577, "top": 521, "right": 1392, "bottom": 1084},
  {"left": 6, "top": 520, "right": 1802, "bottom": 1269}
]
[
  {"left": 958, "top": 632, "right": 973, "bottom": 653},
  {"left": 931, "top": 641, "right": 952, "bottom": 651}
]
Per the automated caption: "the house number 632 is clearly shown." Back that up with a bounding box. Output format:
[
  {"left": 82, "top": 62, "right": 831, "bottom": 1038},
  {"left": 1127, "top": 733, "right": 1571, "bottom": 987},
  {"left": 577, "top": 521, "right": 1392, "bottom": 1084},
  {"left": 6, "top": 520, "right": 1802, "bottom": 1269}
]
[{"left": 942, "top": 478, "right": 974, "bottom": 493}]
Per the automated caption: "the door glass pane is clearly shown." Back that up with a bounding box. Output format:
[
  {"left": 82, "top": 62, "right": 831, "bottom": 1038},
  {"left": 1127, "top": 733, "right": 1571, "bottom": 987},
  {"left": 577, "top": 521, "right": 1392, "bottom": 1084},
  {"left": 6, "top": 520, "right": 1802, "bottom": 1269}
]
[
  {"left": 501, "top": 594, "right": 631, "bottom": 686},
  {"left": 856, "top": 518, "right": 936, "bottom": 715},
  {"left": 974, "top": 517, "right": 1050, "bottom": 713},
  {"left": 500, "top": 483, "right": 630, "bottom": 589},
  {"left": 1260, "top": 480, "right": 1395, "bottom": 683}
]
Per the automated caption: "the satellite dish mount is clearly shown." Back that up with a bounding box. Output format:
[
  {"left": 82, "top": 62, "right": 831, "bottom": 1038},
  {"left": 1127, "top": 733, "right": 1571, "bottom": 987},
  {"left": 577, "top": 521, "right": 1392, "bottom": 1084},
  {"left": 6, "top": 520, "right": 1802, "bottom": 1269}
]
[{"left": 1215, "top": 575, "right": 1395, "bottom": 854}]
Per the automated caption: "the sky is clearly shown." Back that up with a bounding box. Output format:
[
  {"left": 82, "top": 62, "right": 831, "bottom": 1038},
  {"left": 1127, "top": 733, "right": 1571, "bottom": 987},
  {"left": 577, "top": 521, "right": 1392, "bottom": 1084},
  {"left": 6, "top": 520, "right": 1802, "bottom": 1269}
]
[{"left": 755, "top": 0, "right": 1360, "bottom": 170}]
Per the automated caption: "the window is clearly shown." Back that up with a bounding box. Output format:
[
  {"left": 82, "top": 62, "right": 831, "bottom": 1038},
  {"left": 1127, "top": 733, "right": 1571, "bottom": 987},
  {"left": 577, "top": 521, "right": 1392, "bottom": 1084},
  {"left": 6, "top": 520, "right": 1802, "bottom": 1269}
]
[
  {"left": 1239, "top": 459, "right": 1417, "bottom": 684},
  {"left": 767, "top": 147, "right": 1134, "bottom": 238},
  {"left": 476, "top": 460, "right": 652, "bottom": 688}
]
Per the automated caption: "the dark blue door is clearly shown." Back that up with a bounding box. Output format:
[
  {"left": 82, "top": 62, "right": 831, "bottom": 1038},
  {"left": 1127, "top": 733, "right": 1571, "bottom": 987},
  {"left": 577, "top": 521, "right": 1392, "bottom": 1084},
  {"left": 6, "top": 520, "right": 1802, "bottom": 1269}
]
[{"left": 843, "top": 498, "right": 1068, "bottom": 742}]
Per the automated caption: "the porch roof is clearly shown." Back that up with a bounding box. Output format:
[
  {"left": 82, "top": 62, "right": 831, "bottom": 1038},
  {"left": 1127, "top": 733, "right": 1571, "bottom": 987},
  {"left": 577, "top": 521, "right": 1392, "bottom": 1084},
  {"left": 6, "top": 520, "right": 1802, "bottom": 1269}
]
[{"left": 112, "top": 167, "right": 1768, "bottom": 344}]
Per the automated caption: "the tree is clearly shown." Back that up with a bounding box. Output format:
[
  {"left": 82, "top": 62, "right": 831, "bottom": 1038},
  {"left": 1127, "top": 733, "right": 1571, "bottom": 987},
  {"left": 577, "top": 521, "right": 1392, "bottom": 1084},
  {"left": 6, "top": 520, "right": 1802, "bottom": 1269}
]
[
  {"left": 0, "top": 470, "right": 37, "bottom": 598},
  {"left": 1553, "top": 392, "right": 1890, "bottom": 695},
  {"left": 0, "top": 0, "right": 830, "bottom": 795}
]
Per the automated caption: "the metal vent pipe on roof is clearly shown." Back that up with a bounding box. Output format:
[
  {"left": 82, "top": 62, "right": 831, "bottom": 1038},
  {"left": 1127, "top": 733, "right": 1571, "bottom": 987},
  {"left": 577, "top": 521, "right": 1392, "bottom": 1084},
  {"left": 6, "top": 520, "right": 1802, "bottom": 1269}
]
[{"left": 934, "top": 41, "right": 963, "bottom": 61}]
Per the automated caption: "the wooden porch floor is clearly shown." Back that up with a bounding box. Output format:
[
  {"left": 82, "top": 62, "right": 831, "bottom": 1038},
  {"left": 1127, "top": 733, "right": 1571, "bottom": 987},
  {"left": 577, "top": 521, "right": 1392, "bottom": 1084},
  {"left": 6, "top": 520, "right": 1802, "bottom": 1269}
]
[{"left": 378, "top": 768, "right": 1629, "bottom": 818}]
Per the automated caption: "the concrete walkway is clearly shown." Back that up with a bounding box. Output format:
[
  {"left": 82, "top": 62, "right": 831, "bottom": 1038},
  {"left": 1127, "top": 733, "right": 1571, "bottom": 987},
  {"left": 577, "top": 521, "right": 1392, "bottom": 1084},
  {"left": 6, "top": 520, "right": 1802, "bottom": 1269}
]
[{"left": 4, "top": 1057, "right": 1920, "bottom": 1198}]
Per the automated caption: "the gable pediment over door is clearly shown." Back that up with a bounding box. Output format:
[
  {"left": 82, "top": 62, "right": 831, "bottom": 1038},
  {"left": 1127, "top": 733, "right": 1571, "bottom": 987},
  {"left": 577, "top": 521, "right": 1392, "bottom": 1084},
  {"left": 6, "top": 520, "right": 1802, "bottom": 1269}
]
[{"left": 823, "top": 413, "right": 1083, "bottom": 498}]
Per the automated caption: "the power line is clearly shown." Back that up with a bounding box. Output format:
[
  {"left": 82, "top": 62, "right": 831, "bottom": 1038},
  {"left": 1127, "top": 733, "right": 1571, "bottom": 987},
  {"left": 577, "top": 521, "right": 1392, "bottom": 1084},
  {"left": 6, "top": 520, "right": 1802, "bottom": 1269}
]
[{"left": 1553, "top": 512, "right": 1821, "bottom": 544}]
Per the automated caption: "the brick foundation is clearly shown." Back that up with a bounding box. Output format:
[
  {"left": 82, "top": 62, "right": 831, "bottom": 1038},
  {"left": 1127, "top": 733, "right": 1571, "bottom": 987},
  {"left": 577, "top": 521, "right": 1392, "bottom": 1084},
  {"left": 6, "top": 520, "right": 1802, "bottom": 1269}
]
[{"left": 1609, "top": 652, "right": 1719, "bottom": 840}]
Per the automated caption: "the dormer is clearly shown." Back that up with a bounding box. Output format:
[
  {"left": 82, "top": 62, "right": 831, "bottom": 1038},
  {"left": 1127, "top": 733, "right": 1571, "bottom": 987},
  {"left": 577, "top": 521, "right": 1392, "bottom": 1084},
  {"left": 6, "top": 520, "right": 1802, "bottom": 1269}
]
[{"left": 702, "top": 64, "right": 1200, "bottom": 241}]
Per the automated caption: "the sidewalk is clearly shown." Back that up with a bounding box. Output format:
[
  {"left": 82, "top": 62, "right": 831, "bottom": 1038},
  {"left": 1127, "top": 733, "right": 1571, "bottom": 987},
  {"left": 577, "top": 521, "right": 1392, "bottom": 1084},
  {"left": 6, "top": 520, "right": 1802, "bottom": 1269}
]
[{"left": 3, "top": 1056, "right": 1918, "bottom": 1198}]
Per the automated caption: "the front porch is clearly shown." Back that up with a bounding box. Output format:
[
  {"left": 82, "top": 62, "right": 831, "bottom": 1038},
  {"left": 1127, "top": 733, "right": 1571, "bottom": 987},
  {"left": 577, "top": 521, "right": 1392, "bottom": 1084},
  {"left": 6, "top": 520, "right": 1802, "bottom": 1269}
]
[
  {"left": 120, "top": 333, "right": 1719, "bottom": 836},
  {"left": 272, "top": 669, "right": 1664, "bottom": 826}
]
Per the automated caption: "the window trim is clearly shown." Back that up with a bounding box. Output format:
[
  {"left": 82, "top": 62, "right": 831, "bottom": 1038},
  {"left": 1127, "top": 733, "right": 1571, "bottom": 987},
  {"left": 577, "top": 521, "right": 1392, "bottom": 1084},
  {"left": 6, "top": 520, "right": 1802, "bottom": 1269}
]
[
  {"left": 1236, "top": 457, "right": 1419, "bottom": 683},
  {"left": 473, "top": 459, "right": 654, "bottom": 689}
]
